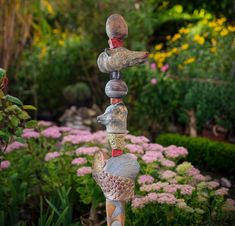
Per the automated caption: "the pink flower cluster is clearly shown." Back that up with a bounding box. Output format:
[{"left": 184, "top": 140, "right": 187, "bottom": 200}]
[
  {"left": 132, "top": 192, "right": 177, "bottom": 208},
  {"left": 22, "top": 129, "right": 40, "bottom": 139},
  {"left": 126, "top": 144, "right": 144, "bottom": 154},
  {"left": 5, "top": 141, "right": 26, "bottom": 153},
  {"left": 164, "top": 145, "right": 188, "bottom": 158},
  {"left": 76, "top": 146, "right": 99, "bottom": 156},
  {"left": 71, "top": 157, "right": 87, "bottom": 165},
  {"left": 76, "top": 166, "right": 92, "bottom": 176},
  {"left": 215, "top": 187, "right": 229, "bottom": 196},
  {"left": 160, "top": 170, "right": 177, "bottom": 180},
  {"left": 160, "top": 159, "right": 176, "bottom": 167},
  {"left": 44, "top": 152, "right": 61, "bottom": 161},
  {"left": 143, "top": 143, "right": 164, "bottom": 152},
  {"left": 41, "top": 126, "right": 61, "bottom": 139},
  {"left": 142, "top": 151, "right": 163, "bottom": 163},
  {"left": 0, "top": 160, "right": 10, "bottom": 170},
  {"left": 62, "top": 130, "right": 106, "bottom": 145},
  {"left": 125, "top": 135, "right": 149, "bottom": 144},
  {"left": 38, "top": 121, "right": 53, "bottom": 127},
  {"left": 138, "top": 175, "right": 154, "bottom": 185}
]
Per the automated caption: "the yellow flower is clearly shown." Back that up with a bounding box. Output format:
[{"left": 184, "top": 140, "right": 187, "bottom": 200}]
[
  {"left": 193, "top": 35, "right": 205, "bottom": 45},
  {"left": 220, "top": 29, "right": 229, "bottom": 36},
  {"left": 166, "top": 35, "right": 171, "bottom": 40},
  {"left": 228, "top": 26, "right": 235, "bottom": 32},
  {"left": 171, "top": 48, "right": 179, "bottom": 54},
  {"left": 209, "top": 21, "right": 217, "bottom": 28},
  {"left": 58, "top": 40, "right": 65, "bottom": 46},
  {"left": 179, "top": 28, "right": 189, "bottom": 34},
  {"left": 181, "top": 44, "right": 189, "bottom": 50},
  {"left": 43, "top": 0, "right": 55, "bottom": 15},
  {"left": 210, "top": 47, "right": 216, "bottom": 53},
  {"left": 149, "top": 53, "right": 154, "bottom": 58},
  {"left": 155, "top": 43, "right": 163, "bottom": 50},
  {"left": 214, "top": 26, "right": 222, "bottom": 32},
  {"left": 211, "top": 38, "right": 217, "bottom": 46},
  {"left": 39, "top": 46, "right": 47, "bottom": 59},
  {"left": 172, "top": 33, "right": 181, "bottom": 42},
  {"left": 157, "top": 62, "right": 163, "bottom": 68},
  {"left": 183, "top": 57, "right": 195, "bottom": 65},
  {"left": 217, "top": 17, "right": 226, "bottom": 25}
]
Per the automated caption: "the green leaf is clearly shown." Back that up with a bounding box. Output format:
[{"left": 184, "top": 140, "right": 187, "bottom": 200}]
[
  {"left": 10, "top": 116, "right": 20, "bottom": 127},
  {"left": 3, "top": 95, "right": 23, "bottom": 105},
  {"left": 0, "top": 89, "right": 4, "bottom": 99},
  {"left": 5, "top": 104, "right": 22, "bottom": 113},
  {"left": 22, "top": 105, "right": 37, "bottom": 111},
  {"left": 25, "top": 120, "right": 38, "bottom": 128},
  {"left": 18, "top": 111, "right": 31, "bottom": 120}
]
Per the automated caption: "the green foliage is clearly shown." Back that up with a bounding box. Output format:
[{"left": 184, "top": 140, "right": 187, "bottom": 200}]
[
  {"left": 63, "top": 82, "right": 91, "bottom": 106},
  {"left": 157, "top": 133, "right": 235, "bottom": 175},
  {"left": 0, "top": 68, "right": 36, "bottom": 152}
]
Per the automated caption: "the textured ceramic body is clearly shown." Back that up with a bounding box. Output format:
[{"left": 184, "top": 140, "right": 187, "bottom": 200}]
[
  {"left": 107, "top": 133, "right": 125, "bottom": 149},
  {"left": 97, "top": 103, "right": 127, "bottom": 134},
  {"left": 105, "top": 79, "right": 128, "bottom": 98},
  {"left": 97, "top": 47, "right": 148, "bottom": 73}
]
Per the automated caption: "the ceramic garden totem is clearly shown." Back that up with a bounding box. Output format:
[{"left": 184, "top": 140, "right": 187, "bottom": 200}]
[{"left": 92, "top": 14, "right": 148, "bottom": 226}]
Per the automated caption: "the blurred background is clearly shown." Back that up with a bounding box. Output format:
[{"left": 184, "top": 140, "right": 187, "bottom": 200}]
[{"left": 1, "top": 0, "right": 235, "bottom": 142}]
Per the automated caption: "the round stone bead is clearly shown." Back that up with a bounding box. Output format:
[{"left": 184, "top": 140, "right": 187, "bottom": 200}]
[{"left": 105, "top": 79, "right": 128, "bottom": 98}]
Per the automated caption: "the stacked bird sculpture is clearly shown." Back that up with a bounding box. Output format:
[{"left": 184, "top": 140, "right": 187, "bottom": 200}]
[{"left": 92, "top": 14, "right": 148, "bottom": 226}]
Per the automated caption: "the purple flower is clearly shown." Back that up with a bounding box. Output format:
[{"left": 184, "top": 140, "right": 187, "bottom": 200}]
[
  {"left": 161, "top": 64, "right": 169, "bottom": 72},
  {"left": 44, "top": 152, "right": 61, "bottom": 161},
  {"left": 5, "top": 141, "right": 26, "bottom": 153},
  {"left": 0, "top": 160, "right": 10, "bottom": 170},
  {"left": 150, "top": 78, "right": 157, "bottom": 85},
  {"left": 41, "top": 126, "right": 61, "bottom": 139},
  {"left": 71, "top": 157, "right": 87, "bottom": 165},
  {"left": 76, "top": 166, "right": 92, "bottom": 176},
  {"left": 138, "top": 175, "right": 154, "bottom": 185}
]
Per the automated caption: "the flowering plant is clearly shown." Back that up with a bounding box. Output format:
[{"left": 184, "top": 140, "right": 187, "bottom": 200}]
[{"left": 1, "top": 122, "right": 235, "bottom": 225}]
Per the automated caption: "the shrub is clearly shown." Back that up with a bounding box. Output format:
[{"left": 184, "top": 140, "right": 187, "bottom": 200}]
[
  {"left": 1, "top": 124, "right": 235, "bottom": 225},
  {"left": 157, "top": 133, "right": 235, "bottom": 175}
]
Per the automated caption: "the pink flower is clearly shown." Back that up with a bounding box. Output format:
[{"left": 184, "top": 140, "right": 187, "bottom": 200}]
[
  {"left": 156, "top": 193, "right": 177, "bottom": 205},
  {"left": 161, "top": 64, "right": 169, "bottom": 72},
  {"left": 160, "top": 170, "right": 177, "bottom": 180},
  {"left": 22, "top": 131, "right": 40, "bottom": 139},
  {"left": 41, "top": 126, "right": 61, "bottom": 139},
  {"left": 38, "top": 121, "right": 53, "bottom": 127},
  {"left": 0, "top": 160, "right": 10, "bottom": 170},
  {"left": 140, "top": 182, "right": 169, "bottom": 192},
  {"left": 147, "top": 192, "right": 159, "bottom": 202},
  {"left": 163, "top": 184, "right": 178, "bottom": 193},
  {"left": 132, "top": 196, "right": 147, "bottom": 208},
  {"left": 150, "top": 63, "right": 156, "bottom": 70},
  {"left": 125, "top": 135, "right": 149, "bottom": 144},
  {"left": 44, "top": 152, "right": 61, "bottom": 161},
  {"left": 150, "top": 78, "right": 157, "bottom": 85},
  {"left": 76, "top": 146, "right": 99, "bottom": 156},
  {"left": 206, "top": 181, "right": 220, "bottom": 189},
  {"left": 71, "top": 157, "right": 87, "bottom": 165},
  {"left": 126, "top": 144, "right": 144, "bottom": 154},
  {"left": 143, "top": 143, "right": 164, "bottom": 152},
  {"left": 59, "top": 127, "right": 72, "bottom": 132},
  {"left": 215, "top": 187, "right": 229, "bottom": 196},
  {"left": 138, "top": 175, "right": 154, "bottom": 185},
  {"left": 5, "top": 141, "right": 26, "bottom": 153},
  {"left": 180, "top": 185, "right": 194, "bottom": 195},
  {"left": 160, "top": 159, "right": 176, "bottom": 167},
  {"left": 142, "top": 151, "right": 163, "bottom": 163},
  {"left": 164, "top": 145, "right": 188, "bottom": 158},
  {"left": 76, "top": 166, "right": 92, "bottom": 176}
]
